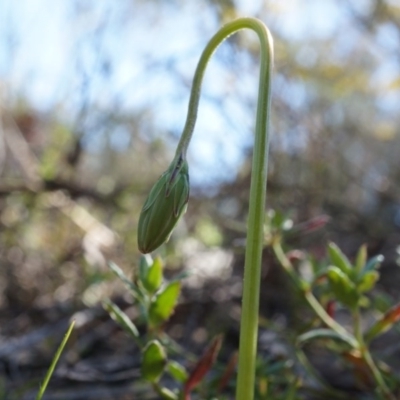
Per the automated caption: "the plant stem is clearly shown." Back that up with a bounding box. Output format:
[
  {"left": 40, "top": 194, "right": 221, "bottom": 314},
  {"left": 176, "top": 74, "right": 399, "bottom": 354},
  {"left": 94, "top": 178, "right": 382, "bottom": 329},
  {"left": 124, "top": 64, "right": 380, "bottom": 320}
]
[
  {"left": 353, "top": 307, "right": 394, "bottom": 400},
  {"left": 272, "top": 240, "right": 357, "bottom": 346},
  {"left": 174, "top": 17, "right": 274, "bottom": 400}
]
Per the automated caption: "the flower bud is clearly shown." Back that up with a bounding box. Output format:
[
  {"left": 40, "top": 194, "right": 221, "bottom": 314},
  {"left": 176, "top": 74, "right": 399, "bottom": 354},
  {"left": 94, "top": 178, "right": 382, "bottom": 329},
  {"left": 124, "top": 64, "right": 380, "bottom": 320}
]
[{"left": 138, "top": 155, "right": 189, "bottom": 254}]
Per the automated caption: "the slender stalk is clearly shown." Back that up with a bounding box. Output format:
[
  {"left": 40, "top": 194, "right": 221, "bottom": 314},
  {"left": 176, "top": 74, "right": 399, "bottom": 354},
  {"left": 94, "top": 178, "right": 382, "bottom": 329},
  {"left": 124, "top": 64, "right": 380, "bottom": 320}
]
[
  {"left": 174, "top": 17, "right": 274, "bottom": 400},
  {"left": 35, "top": 320, "right": 75, "bottom": 400},
  {"left": 353, "top": 307, "right": 393, "bottom": 399},
  {"left": 272, "top": 240, "right": 357, "bottom": 347}
]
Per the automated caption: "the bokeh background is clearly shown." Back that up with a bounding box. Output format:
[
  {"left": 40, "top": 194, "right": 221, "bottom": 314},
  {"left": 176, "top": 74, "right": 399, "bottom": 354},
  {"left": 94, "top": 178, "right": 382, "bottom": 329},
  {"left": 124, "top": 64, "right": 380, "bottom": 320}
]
[{"left": 1, "top": 0, "right": 400, "bottom": 398}]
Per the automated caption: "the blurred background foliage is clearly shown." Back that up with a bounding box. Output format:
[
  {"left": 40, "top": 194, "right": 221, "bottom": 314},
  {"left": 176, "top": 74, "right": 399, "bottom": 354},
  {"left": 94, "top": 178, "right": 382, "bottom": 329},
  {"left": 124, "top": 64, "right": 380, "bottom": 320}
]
[
  {"left": 1, "top": 0, "right": 400, "bottom": 309},
  {"left": 0, "top": 0, "right": 400, "bottom": 396}
]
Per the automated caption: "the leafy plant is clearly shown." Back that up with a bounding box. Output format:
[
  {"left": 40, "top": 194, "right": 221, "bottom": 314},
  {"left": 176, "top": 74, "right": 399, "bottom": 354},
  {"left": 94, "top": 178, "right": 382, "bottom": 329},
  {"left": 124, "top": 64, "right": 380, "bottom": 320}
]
[
  {"left": 266, "top": 210, "right": 400, "bottom": 399},
  {"left": 105, "top": 256, "right": 224, "bottom": 399}
]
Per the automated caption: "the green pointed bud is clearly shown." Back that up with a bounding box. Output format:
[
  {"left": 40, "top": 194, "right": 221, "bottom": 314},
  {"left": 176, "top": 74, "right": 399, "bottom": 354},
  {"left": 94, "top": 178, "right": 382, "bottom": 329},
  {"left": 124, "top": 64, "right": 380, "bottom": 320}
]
[{"left": 138, "top": 154, "right": 189, "bottom": 254}]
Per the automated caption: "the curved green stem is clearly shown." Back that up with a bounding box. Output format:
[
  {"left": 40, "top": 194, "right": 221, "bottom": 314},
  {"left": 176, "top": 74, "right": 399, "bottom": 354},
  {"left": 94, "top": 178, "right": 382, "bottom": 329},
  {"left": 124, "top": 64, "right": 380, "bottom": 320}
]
[{"left": 175, "top": 18, "right": 273, "bottom": 400}]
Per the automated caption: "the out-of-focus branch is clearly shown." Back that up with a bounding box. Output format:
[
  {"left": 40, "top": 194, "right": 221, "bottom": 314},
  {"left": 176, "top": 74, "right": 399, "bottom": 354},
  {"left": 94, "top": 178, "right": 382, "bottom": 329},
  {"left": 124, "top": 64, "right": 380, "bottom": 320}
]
[
  {"left": 44, "top": 191, "right": 119, "bottom": 267},
  {"left": 3, "top": 114, "right": 41, "bottom": 190},
  {"left": 0, "top": 179, "right": 127, "bottom": 205},
  {"left": 1, "top": 112, "right": 121, "bottom": 267},
  {"left": 0, "top": 106, "right": 7, "bottom": 176}
]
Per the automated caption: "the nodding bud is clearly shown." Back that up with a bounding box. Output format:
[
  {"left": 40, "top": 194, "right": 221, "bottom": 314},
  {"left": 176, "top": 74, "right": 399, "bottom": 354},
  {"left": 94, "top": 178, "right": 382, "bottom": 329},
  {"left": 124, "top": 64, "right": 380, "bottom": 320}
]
[{"left": 138, "top": 155, "right": 189, "bottom": 254}]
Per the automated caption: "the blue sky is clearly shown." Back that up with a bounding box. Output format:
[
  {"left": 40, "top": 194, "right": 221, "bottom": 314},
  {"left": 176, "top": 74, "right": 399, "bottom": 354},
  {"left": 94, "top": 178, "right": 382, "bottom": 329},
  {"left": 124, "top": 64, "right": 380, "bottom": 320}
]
[{"left": 1, "top": 0, "right": 398, "bottom": 186}]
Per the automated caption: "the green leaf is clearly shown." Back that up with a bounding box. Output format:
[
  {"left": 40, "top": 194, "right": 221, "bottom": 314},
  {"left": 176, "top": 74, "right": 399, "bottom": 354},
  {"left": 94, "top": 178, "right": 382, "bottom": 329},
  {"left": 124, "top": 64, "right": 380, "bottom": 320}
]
[
  {"left": 108, "top": 261, "right": 142, "bottom": 300},
  {"left": 297, "top": 328, "right": 354, "bottom": 347},
  {"left": 158, "top": 387, "right": 178, "bottom": 400},
  {"left": 328, "top": 242, "right": 352, "bottom": 275},
  {"left": 355, "top": 244, "right": 367, "bottom": 273},
  {"left": 149, "top": 281, "right": 181, "bottom": 327},
  {"left": 357, "top": 270, "right": 379, "bottom": 293},
  {"left": 142, "top": 257, "right": 163, "bottom": 294},
  {"left": 141, "top": 340, "right": 167, "bottom": 382},
  {"left": 167, "top": 360, "right": 188, "bottom": 383},
  {"left": 139, "top": 254, "right": 153, "bottom": 284},
  {"left": 362, "top": 254, "right": 384, "bottom": 274},
  {"left": 103, "top": 300, "right": 140, "bottom": 342},
  {"left": 327, "top": 266, "right": 359, "bottom": 309},
  {"left": 171, "top": 270, "right": 191, "bottom": 282}
]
